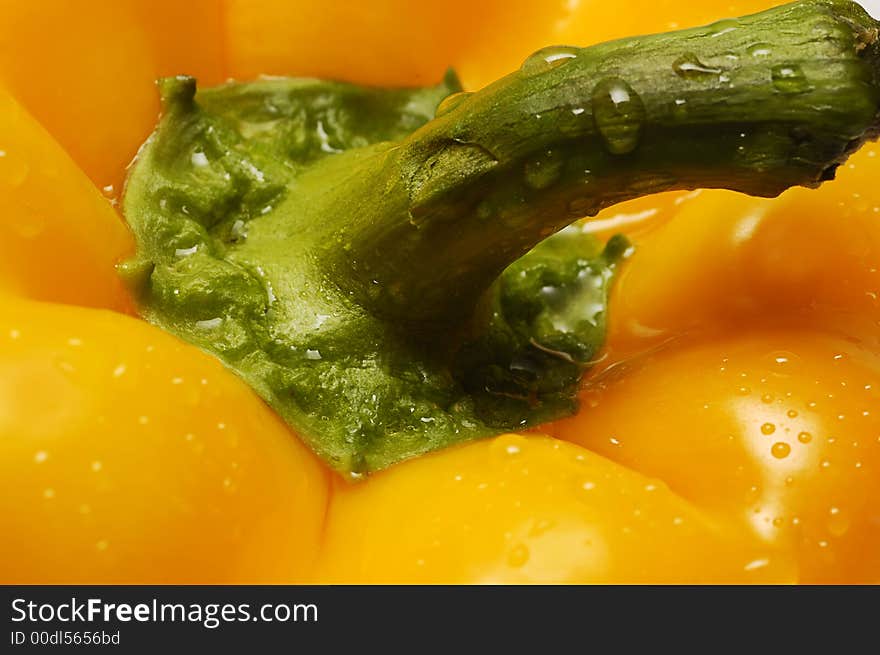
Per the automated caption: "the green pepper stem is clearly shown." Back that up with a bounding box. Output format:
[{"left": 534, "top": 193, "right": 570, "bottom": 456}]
[{"left": 327, "top": 0, "right": 880, "bottom": 324}]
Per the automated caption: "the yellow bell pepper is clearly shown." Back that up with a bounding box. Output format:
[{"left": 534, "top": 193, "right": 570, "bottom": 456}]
[
  {"left": 0, "top": 86, "right": 132, "bottom": 311},
  {"left": 1, "top": 0, "right": 880, "bottom": 585},
  {"left": 0, "top": 297, "right": 328, "bottom": 583}
]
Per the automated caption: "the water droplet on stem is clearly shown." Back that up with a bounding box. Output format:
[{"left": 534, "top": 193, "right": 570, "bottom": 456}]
[
  {"left": 771, "top": 64, "right": 810, "bottom": 94},
  {"left": 591, "top": 77, "right": 645, "bottom": 155},
  {"left": 521, "top": 46, "right": 580, "bottom": 75}
]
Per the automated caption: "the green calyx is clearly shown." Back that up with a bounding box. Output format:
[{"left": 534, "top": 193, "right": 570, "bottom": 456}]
[{"left": 122, "top": 0, "right": 880, "bottom": 476}]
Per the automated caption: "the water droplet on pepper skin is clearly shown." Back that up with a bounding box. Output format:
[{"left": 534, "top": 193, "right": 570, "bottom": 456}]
[{"left": 771, "top": 442, "right": 791, "bottom": 459}]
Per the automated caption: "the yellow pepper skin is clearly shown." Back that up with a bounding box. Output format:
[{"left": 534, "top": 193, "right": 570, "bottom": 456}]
[
  {"left": 224, "top": 0, "right": 780, "bottom": 89},
  {"left": 0, "top": 298, "right": 329, "bottom": 583},
  {"left": 0, "top": 85, "right": 133, "bottom": 312},
  {"left": 551, "top": 331, "right": 880, "bottom": 583},
  {"left": 316, "top": 434, "right": 792, "bottom": 583},
  {"left": 550, "top": 145, "right": 880, "bottom": 583},
  {"left": 1, "top": 0, "right": 880, "bottom": 584},
  {"left": 602, "top": 146, "right": 880, "bottom": 353},
  {"left": 0, "top": 0, "right": 225, "bottom": 192}
]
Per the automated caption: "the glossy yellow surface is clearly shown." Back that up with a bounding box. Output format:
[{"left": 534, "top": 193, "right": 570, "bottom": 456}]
[
  {"left": 317, "top": 434, "right": 791, "bottom": 583},
  {"left": 550, "top": 145, "right": 880, "bottom": 583},
  {"left": 551, "top": 332, "right": 880, "bottom": 583},
  {"left": 0, "top": 0, "right": 879, "bottom": 583},
  {"left": 0, "top": 85, "right": 134, "bottom": 312},
  {"left": 0, "top": 299, "right": 329, "bottom": 583},
  {"left": 605, "top": 146, "right": 880, "bottom": 358},
  {"left": 0, "top": 0, "right": 224, "bottom": 191},
  {"left": 224, "top": 0, "right": 778, "bottom": 89}
]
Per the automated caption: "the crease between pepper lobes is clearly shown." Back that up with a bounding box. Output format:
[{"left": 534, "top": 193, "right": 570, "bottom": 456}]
[{"left": 122, "top": 0, "right": 880, "bottom": 476}]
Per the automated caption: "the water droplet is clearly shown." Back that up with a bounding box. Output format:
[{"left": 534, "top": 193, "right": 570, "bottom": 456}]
[
  {"left": 529, "top": 518, "right": 555, "bottom": 537},
  {"left": 230, "top": 219, "right": 248, "bottom": 242},
  {"left": 315, "top": 120, "right": 341, "bottom": 154},
  {"left": 34, "top": 450, "right": 48, "bottom": 463},
  {"left": 11, "top": 210, "right": 45, "bottom": 239},
  {"left": 490, "top": 435, "right": 527, "bottom": 465},
  {"left": 771, "top": 64, "right": 810, "bottom": 94},
  {"left": 55, "top": 358, "right": 75, "bottom": 374},
  {"left": 671, "top": 97, "right": 688, "bottom": 119},
  {"left": 761, "top": 422, "right": 776, "bottom": 435},
  {"left": 0, "top": 153, "right": 30, "bottom": 187},
  {"left": 771, "top": 442, "right": 791, "bottom": 459},
  {"left": 175, "top": 245, "right": 198, "bottom": 258},
  {"left": 591, "top": 77, "right": 645, "bottom": 155},
  {"left": 787, "top": 409, "right": 798, "bottom": 418},
  {"left": 521, "top": 45, "right": 579, "bottom": 75},
  {"left": 507, "top": 543, "right": 530, "bottom": 568},
  {"left": 435, "top": 91, "right": 473, "bottom": 117},
  {"left": 797, "top": 431, "right": 812, "bottom": 444},
  {"left": 761, "top": 393, "right": 774, "bottom": 403},
  {"left": 195, "top": 317, "right": 222, "bottom": 330},
  {"left": 672, "top": 53, "right": 722, "bottom": 78},
  {"left": 747, "top": 43, "right": 772, "bottom": 58},
  {"left": 827, "top": 506, "right": 850, "bottom": 537},
  {"left": 708, "top": 18, "right": 739, "bottom": 37}
]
